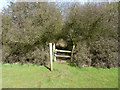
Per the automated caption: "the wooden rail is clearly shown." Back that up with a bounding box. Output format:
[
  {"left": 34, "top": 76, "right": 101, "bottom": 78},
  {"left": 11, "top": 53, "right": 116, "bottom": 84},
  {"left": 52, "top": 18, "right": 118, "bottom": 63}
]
[
  {"left": 55, "top": 54, "right": 71, "bottom": 58},
  {"left": 55, "top": 49, "right": 71, "bottom": 53}
]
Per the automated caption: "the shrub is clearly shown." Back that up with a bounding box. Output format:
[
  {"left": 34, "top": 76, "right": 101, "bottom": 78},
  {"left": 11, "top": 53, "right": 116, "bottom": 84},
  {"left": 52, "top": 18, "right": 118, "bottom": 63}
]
[
  {"left": 72, "top": 41, "right": 91, "bottom": 67},
  {"left": 2, "top": 42, "right": 50, "bottom": 65},
  {"left": 90, "top": 37, "right": 118, "bottom": 68},
  {"left": 71, "top": 37, "right": 118, "bottom": 68},
  {"left": 2, "top": 45, "right": 11, "bottom": 63},
  {"left": 25, "top": 45, "right": 49, "bottom": 65}
]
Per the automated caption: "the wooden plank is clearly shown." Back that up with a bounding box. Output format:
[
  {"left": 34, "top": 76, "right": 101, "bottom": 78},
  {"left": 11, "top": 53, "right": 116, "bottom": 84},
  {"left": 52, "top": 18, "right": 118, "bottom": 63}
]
[
  {"left": 55, "top": 49, "right": 71, "bottom": 53},
  {"left": 55, "top": 54, "right": 71, "bottom": 58},
  {"left": 49, "top": 43, "right": 53, "bottom": 71}
]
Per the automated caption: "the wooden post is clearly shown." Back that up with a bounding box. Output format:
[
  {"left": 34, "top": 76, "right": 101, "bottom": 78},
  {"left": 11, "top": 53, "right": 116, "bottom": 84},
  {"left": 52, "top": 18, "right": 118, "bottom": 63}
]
[
  {"left": 53, "top": 43, "right": 56, "bottom": 62},
  {"left": 71, "top": 45, "right": 75, "bottom": 62},
  {"left": 49, "top": 43, "right": 53, "bottom": 71}
]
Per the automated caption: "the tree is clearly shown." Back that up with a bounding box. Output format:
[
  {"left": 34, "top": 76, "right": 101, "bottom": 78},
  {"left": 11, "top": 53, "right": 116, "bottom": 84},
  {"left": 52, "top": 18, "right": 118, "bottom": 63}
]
[
  {"left": 2, "top": 2, "right": 63, "bottom": 64},
  {"left": 64, "top": 2, "right": 118, "bottom": 68}
]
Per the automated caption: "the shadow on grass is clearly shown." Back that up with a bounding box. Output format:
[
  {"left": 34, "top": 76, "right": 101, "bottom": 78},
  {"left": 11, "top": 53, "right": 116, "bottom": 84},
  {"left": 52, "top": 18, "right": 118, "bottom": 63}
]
[{"left": 44, "top": 65, "right": 51, "bottom": 71}]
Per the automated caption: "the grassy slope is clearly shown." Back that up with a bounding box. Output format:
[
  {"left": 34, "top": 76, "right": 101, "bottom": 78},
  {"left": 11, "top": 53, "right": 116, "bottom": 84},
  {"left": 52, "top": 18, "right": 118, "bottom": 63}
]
[{"left": 2, "top": 61, "right": 118, "bottom": 88}]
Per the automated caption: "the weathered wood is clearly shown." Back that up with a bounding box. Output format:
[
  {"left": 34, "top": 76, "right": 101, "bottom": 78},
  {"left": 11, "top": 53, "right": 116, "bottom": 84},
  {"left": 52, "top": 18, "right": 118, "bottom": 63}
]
[
  {"left": 55, "top": 54, "right": 71, "bottom": 58},
  {"left": 55, "top": 49, "right": 71, "bottom": 53},
  {"left": 49, "top": 43, "right": 53, "bottom": 71},
  {"left": 71, "top": 45, "right": 75, "bottom": 62},
  {"left": 53, "top": 43, "right": 56, "bottom": 61}
]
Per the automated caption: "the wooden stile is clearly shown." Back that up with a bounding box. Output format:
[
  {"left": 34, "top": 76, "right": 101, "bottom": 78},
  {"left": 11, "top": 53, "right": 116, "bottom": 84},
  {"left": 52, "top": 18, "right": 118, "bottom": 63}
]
[{"left": 49, "top": 43, "right": 74, "bottom": 71}]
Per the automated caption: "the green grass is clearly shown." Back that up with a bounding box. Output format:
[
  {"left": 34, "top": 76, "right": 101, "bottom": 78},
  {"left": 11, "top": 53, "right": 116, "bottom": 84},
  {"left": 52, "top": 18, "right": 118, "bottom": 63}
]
[{"left": 2, "top": 61, "right": 118, "bottom": 88}]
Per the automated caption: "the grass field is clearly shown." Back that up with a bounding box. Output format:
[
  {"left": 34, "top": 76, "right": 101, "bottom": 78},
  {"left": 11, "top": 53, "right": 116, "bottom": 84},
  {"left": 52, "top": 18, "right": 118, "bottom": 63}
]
[{"left": 2, "top": 61, "right": 118, "bottom": 88}]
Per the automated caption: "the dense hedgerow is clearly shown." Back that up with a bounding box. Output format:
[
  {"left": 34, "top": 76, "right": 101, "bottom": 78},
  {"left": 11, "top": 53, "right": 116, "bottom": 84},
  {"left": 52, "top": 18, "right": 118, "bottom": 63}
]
[
  {"left": 71, "top": 41, "right": 91, "bottom": 67},
  {"left": 71, "top": 37, "right": 118, "bottom": 68},
  {"left": 90, "top": 37, "right": 118, "bottom": 68},
  {"left": 23, "top": 45, "right": 49, "bottom": 65},
  {"left": 2, "top": 43, "right": 49, "bottom": 65}
]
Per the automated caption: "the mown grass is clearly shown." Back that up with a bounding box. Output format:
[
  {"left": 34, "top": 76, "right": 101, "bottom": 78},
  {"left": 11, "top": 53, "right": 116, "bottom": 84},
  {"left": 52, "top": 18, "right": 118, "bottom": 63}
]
[{"left": 2, "top": 61, "right": 118, "bottom": 88}]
